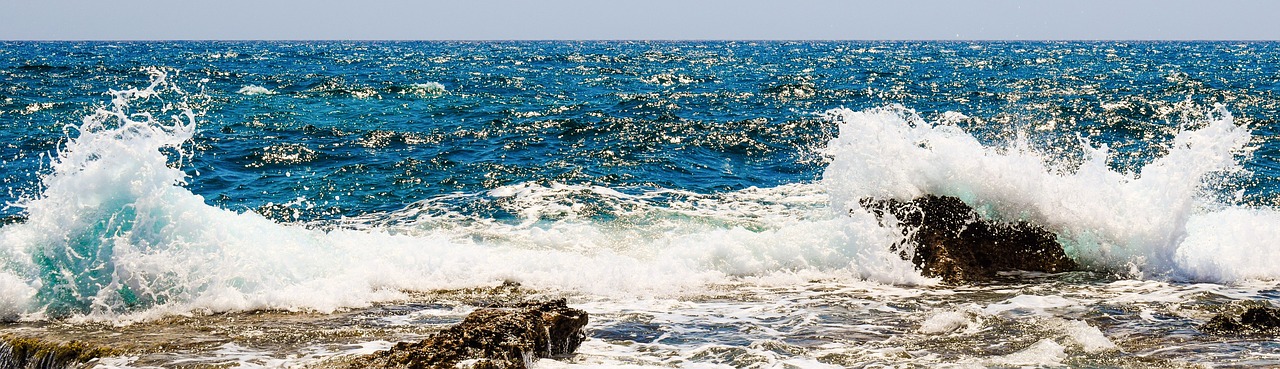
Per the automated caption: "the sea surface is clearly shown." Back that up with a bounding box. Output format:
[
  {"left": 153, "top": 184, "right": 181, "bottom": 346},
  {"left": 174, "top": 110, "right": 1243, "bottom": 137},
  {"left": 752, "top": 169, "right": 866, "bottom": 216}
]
[{"left": 1, "top": 41, "right": 1280, "bottom": 367}]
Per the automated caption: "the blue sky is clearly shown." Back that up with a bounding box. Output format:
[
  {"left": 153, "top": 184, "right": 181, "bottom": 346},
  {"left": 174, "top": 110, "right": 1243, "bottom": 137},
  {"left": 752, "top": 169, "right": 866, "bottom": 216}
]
[{"left": 2, "top": 0, "right": 1279, "bottom": 40}]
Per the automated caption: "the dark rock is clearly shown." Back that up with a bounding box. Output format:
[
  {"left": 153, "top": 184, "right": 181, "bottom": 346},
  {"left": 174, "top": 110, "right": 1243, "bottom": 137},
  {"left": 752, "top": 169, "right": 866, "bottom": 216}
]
[
  {"left": 1203, "top": 314, "right": 1247, "bottom": 333},
  {"left": 1202, "top": 306, "right": 1280, "bottom": 335},
  {"left": 860, "top": 195, "right": 1078, "bottom": 283},
  {"left": 349, "top": 299, "right": 588, "bottom": 369}
]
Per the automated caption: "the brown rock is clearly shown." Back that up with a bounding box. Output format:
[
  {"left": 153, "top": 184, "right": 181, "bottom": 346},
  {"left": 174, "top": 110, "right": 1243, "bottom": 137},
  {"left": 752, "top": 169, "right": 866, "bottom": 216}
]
[
  {"left": 860, "top": 195, "right": 1078, "bottom": 283},
  {"left": 349, "top": 299, "right": 588, "bottom": 369},
  {"left": 0, "top": 336, "right": 118, "bottom": 369}
]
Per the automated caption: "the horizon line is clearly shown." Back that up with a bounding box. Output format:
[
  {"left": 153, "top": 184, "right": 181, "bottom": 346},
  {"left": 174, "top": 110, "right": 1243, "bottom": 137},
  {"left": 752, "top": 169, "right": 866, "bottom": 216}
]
[{"left": 4, "top": 38, "right": 1279, "bottom": 42}]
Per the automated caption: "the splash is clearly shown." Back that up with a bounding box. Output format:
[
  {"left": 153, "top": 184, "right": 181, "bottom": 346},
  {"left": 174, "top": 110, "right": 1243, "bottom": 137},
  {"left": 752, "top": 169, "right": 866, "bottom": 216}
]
[
  {"left": 0, "top": 69, "right": 432, "bottom": 320},
  {"left": 236, "top": 85, "right": 274, "bottom": 96},
  {"left": 0, "top": 67, "right": 201, "bottom": 318},
  {"left": 0, "top": 71, "right": 923, "bottom": 321},
  {"left": 821, "top": 105, "right": 1269, "bottom": 280}
]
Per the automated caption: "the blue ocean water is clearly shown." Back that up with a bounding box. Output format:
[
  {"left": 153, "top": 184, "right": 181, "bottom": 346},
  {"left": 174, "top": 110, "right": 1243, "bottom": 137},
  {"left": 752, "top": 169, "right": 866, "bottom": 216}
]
[
  {"left": 4, "top": 41, "right": 1278, "bottom": 222},
  {"left": 2, "top": 41, "right": 1280, "bottom": 367}
]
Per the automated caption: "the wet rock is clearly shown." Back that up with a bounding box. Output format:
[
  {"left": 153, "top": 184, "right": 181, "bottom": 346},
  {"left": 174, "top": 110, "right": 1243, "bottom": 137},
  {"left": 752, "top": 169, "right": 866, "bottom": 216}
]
[
  {"left": 0, "top": 336, "right": 118, "bottom": 369},
  {"left": 860, "top": 195, "right": 1078, "bottom": 283},
  {"left": 1202, "top": 306, "right": 1280, "bottom": 335},
  {"left": 349, "top": 299, "right": 588, "bottom": 369}
]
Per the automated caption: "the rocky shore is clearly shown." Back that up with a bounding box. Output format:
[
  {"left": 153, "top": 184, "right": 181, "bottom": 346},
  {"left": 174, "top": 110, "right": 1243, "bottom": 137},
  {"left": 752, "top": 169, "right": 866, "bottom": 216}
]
[
  {"left": 345, "top": 299, "right": 588, "bottom": 369},
  {"left": 2, "top": 195, "right": 1274, "bottom": 368},
  {"left": 1202, "top": 305, "right": 1280, "bottom": 335},
  {"left": 0, "top": 281, "right": 586, "bottom": 369}
]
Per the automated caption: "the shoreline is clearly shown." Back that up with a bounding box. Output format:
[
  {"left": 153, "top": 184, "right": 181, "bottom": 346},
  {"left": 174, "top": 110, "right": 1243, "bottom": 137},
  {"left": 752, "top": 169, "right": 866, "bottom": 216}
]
[{"left": 0, "top": 275, "right": 1274, "bottom": 367}]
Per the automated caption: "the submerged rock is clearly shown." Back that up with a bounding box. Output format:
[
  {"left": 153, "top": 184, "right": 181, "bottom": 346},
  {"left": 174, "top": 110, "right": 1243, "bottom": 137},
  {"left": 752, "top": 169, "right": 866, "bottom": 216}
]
[
  {"left": 348, "top": 299, "right": 588, "bottom": 369},
  {"left": 1202, "top": 306, "right": 1280, "bottom": 335},
  {"left": 860, "top": 195, "right": 1078, "bottom": 283}
]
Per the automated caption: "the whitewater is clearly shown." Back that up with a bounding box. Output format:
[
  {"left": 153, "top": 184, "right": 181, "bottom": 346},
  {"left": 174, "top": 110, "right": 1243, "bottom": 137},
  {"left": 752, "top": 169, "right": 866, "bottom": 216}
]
[{"left": 1, "top": 41, "right": 1279, "bottom": 367}]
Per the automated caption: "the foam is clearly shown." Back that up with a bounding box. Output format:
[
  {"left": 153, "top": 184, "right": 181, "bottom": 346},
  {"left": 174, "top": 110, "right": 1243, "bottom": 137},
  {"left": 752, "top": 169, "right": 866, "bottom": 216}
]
[
  {"left": 918, "top": 308, "right": 979, "bottom": 334},
  {"left": 1175, "top": 207, "right": 1280, "bottom": 282},
  {"left": 0, "top": 272, "right": 34, "bottom": 320},
  {"left": 90, "top": 357, "right": 154, "bottom": 369},
  {"left": 982, "top": 295, "right": 1086, "bottom": 317},
  {"left": 821, "top": 105, "right": 1261, "bottom": 280},
  {"left": 1055, "top": 319, "right": 1116, "bottom": 353},
  {"left": 170, "top": 342, "right": 291, "bottom": 368},
  {"left": 236, "top": 85, "right": 274, "bottom": 95},
  {"left": 985, "top": 339, "right": 1066, "bottom": 367},
  {"left": 403, "top": 82, "right": 446, "bottom": 97}
]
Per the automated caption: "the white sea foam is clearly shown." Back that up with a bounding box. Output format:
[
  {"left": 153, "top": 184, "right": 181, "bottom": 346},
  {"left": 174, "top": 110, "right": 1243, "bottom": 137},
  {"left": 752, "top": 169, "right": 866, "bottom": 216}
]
[
  {"left": 236, "top": 85, "right": 274, "bottom": 95},
  {"left": 1175, "top": 207, "right": 1280, "bottom": 282},
  {"left": 0, "top": 272, "right": 34, "bottom": 320},
  {"left": 1055, "top": 319, "right": 1117, "bottom": 352},
  {"left": 985, "top": 339, "right": 1066, "bottom": 367},
  {"left": 403, "top": 82, "right": 446, "bottom": 97},
  {"left": 822, "top": 105, "right": 1266, "bottom": 280},
  {"left": 918, "top": 308, "right": 980, "bottom": 334},
  {"left": 982, "top": 295, "right": 1086, "bottom": 317},
  {"left": 412, "top": 82, "right": 446, "bottom": 92}
]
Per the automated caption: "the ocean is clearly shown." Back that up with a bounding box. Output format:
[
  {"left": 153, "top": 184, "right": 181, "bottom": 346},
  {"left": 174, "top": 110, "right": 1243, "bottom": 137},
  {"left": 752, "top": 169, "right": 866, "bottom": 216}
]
[{"left": 1, "top": 41, "right": 1279, "bottom": 367}]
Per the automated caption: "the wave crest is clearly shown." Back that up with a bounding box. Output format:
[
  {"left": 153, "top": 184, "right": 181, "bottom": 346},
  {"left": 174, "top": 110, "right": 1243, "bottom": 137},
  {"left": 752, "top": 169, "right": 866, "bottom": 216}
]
[{"left": 821, "top": 104, "right": 1262, "bottom": 280}]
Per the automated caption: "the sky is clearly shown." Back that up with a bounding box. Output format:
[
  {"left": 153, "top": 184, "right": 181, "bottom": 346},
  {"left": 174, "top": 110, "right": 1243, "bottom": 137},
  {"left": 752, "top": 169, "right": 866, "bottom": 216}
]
[{"left": 2, "top": 0, "right": 1279, "bottom": 40}]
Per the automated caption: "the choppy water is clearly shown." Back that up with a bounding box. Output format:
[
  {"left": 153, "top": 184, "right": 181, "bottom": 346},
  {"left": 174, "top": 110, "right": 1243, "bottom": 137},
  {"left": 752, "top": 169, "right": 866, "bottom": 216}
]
[{"left": 2, "top": 41, "right": 1280, "bottom": 367}]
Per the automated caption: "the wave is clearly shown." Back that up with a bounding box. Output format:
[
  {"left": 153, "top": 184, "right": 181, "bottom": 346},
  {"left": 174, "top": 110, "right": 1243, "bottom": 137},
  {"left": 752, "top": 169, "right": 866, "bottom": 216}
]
[
  {"left": 0, "top": 69, "right": 1276, "bottom": 322},
  {"left": 822, "top": 105, "right": 1273, "bottom": 281},
  {"left": 0, "top": 71, "right": 918, "bottom": 321}
]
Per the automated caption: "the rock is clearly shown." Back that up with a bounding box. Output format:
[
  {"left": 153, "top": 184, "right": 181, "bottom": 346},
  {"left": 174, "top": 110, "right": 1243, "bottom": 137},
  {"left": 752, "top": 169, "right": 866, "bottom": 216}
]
[
  {"left": 860, "top": 195, "right": 1078, "bottom": 283},
  {"left": 0, "top": 336, "right": 118, "bottom": 369},
  {"left": 349, "top": 299, "right": 588, "bottom": 369},
  {"left": 1202, "top": 306, "right": 1280, "bottom": 335}
]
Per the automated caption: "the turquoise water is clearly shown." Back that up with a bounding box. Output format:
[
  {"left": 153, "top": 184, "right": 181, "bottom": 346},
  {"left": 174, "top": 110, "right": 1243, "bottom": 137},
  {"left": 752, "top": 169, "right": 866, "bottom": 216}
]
[{"left": 2, "top": 41, "right": 1280, "bottom": 367}]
